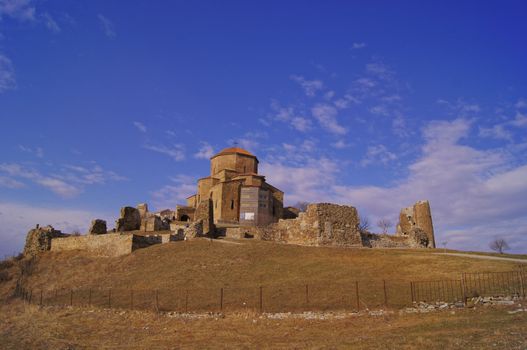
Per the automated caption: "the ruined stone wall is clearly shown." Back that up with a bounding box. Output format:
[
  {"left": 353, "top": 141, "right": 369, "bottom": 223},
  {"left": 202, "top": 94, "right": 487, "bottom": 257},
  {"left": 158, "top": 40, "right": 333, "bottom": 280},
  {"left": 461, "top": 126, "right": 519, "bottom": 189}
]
[
  {"left": 234, "top": 203, "right": 362, "bottom": 247},
  {"left": 396, "top": 200, "right": 435, "bottom": 248},
  {"left": 23, "top": 225, "right": 67, "bottom": 256},
  {"left": 51, "top": 234, "right": 134, "bottom": 257},
  {"left": 195, "top": 198, "right": 214, "bottom": 236}
]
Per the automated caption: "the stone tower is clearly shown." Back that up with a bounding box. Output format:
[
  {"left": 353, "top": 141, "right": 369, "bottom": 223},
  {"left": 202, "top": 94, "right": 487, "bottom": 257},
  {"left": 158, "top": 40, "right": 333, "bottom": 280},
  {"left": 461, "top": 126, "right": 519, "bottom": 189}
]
[{"left": 396, "top": 200, "right": 436, "bottom": 248}]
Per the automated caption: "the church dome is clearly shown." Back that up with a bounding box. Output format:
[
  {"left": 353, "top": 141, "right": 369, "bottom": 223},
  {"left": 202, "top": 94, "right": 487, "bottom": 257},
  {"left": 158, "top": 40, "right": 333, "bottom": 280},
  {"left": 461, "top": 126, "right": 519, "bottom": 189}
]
[{"left": 212, "top": 147, "right": 256, "bottom": 158}]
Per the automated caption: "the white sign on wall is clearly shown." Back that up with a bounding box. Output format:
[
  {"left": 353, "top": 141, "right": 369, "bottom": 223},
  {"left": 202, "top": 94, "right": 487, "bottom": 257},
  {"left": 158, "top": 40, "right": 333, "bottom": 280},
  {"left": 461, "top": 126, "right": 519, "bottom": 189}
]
[{"left": 244, "top": 212, "right": 255, "bottom": 220}]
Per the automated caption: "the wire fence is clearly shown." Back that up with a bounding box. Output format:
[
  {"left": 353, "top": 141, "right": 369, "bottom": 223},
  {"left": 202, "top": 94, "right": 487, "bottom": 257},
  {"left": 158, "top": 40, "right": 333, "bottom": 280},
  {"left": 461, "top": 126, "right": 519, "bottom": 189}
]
[{"left": 14, "top": 269, "right": 526, "bottom": 313}]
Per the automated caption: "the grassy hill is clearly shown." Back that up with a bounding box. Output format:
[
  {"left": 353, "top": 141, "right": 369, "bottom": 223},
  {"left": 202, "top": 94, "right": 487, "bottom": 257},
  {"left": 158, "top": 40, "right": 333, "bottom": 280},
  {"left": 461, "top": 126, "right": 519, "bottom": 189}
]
[{"left": 1, "top": 238, "right": 524, "bottom": 311}]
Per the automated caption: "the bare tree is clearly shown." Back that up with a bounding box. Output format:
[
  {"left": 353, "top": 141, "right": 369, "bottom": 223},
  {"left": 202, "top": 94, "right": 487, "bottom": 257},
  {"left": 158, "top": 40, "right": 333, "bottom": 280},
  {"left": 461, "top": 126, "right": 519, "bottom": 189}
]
[
  {"left": 489, "top": 238, "right": 510, "bottom": 254},
  {"left": 294, "top": 201, "right": 309, "bottom": 212},
  {"left": 377, "top": 219, "right": 392, "bottom": 234},
  {"left": 358, "top": 216, "right": 370, "bottom": 233}
]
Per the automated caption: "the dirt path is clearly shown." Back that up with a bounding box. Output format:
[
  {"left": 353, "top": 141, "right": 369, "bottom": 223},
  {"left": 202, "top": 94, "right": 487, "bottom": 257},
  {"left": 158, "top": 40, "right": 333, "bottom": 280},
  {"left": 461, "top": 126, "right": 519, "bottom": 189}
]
[{"left": 434, "top": 252, "right": 527, "bottom": 263}]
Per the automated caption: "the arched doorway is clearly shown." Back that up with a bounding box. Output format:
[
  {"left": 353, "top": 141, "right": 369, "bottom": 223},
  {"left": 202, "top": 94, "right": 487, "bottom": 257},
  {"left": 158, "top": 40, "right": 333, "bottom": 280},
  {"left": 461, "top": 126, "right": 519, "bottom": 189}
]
[{"left": 180, "top": 215, "right": 191, "bottom": 222}]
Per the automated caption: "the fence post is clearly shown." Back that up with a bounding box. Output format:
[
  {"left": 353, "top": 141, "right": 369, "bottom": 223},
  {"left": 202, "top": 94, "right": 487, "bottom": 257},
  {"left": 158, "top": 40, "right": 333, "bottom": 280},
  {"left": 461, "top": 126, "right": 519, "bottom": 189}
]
[
  {"left": 40, "top": 290, "right": 43, "bottom": 306},
  {"left": 383, "top": 280, "right": 387, "bottom": 307},
  {"left": 89, "top": 289, "right": 92, "bottom": 306},
  {"left": 70, "top": 290, "right": 73, "bottom": 306},
  {"left": 29, "top": 289, "right": 32, "bottom": 304},
  {"left": 155, "top": 290, "right": 159, "bottom": 311},
  {"left": 460, "top": 273, "right": 466, "bottom": 305},
  {"left": 108, "top": 289, "right": 112, "bottom": 308},
  {"left": 518, "top": 271, "right": 525, "bottom": 299},
  {"left": 130, "top": 289, "right": 134, "bottom": 309},
  {"left": 185, "top": 289, "right": 189, "bottom": 313},
  {"left": 259, "top": 286, "right": 263, "bottom": 313},
  {"left": 410, "top": 282, "right": 414, "bottom": 303},
  {"left": 355, "top": 281, "right": 360, "bottom": 311},
  {"left": 220, "top": 288, "right": 223, "bottom": 312},
  {"left": 305, "top": 284, "right": 309, "bottom": 307}
]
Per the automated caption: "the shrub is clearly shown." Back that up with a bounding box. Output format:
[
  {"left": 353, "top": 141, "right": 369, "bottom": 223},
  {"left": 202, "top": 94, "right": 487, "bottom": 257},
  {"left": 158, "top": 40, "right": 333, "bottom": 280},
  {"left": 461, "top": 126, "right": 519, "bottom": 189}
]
[{"left": 0, "top": 270, "right": 10, "bottom": 283}]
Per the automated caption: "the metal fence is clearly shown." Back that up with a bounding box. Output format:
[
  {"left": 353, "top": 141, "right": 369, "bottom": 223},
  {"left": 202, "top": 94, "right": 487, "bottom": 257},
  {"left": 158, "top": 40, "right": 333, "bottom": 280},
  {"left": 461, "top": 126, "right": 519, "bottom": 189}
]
[{"left": 14, "top": 270, "right": 526, "bottom": 313}]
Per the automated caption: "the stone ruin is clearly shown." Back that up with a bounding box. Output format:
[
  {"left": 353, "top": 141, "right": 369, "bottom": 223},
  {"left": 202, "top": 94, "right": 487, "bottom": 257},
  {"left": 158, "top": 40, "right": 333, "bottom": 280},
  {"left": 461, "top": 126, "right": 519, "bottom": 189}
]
[
  {"left": 396, "top": 200, "right": 435, "bottom": 248},
  {"left": 20, "top": 146, "right": 438, "bottom": 257},
  {"left": 23, "top": 225, "right": 67, "bottom": 257}
]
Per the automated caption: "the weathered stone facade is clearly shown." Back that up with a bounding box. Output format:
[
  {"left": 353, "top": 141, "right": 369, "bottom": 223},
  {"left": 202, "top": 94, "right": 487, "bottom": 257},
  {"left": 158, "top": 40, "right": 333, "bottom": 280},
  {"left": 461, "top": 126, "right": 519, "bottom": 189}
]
[
  {"left": 116, "top": 206, "right": 141, "bottom": 232},
  {"left": 396, "top": 200, "right": 435, "bottom": 248},
  {"left": 224, "top": 203, "right": 363, "bottom": 247},
  {"left": 186, "top": 147, "right": 284, "bottom": 226},
  {"left": 51, "top": 233, "right": 134, "bottom": 257},
  {"left": 23, "top": 225, "right": 66, "bottom": 256},
  {"left": 88, "top": 219, "right": 107, "bottom": 235}
]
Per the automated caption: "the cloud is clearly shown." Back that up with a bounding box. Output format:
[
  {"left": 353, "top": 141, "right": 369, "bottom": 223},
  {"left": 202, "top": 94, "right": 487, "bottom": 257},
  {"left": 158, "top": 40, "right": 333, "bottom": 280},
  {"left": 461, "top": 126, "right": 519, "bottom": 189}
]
[
  {"left": 0, "top": 54, "right": 16, "bottom": 93},
  {"left": 311, "top": 103, "right": 347, "bottom": 135},
  {"left": 261, "top": 158, "right": 339, "bottom": 204},
  {"left": 0, "top": 0, "right": 35, "bottom": 21},
  {"left": 360, "top": 145, "right": 397, "bottom": 167},
  {"left": 133, "top": 121, "right": 147, "bottom": 133},
  {"left": 34, "top": 177, "right": 80, "bottom": 197},
  {"left": 331, "top": 140, "right": 351, "bottom": 149},
  {"left": 0, "top": 162, "right": 125, "bottom": 198},
  {"left": 97, "top": 14, "right": 116, "bottom": 38},
  {"left": 18, "top": 144, "right": 44, "bottom": 158},
  {"left": 143, "top": 143, "right": 185, "bottom": 161},
  {"left": 351, "top": 42, "right": 366, "bottom": 49},
  {"left": 194, "top": 142, "right": 214, "bottom": 159},
  {"left": 0, "top": 201, "right": 113, "bottom": 257},
  {"left": 150, "top": 175, "right": 196, "bottom": 209},
  {"left": 479, "top": 124, "right": 513, "bottom": 141},
  {"left": 269, "top": 101, "right": 312, "bottom": 132},
  {"left": 0, "top": 176, "right": 25, "bottom": 189},
  {"left": 332, "top": 118, "right": 527, "bottom": 252},
  {"left": 290, "top": 75, "right": 324, "bottom": 97},
  {"left": 515, "top": 98, "right": 527, "bottom": 109},
  {"left": 41, "top": 12, "right": 60, "bottom": 32},
  {"left": 510, "top": 111, "right": 527, "bottom": 127}
]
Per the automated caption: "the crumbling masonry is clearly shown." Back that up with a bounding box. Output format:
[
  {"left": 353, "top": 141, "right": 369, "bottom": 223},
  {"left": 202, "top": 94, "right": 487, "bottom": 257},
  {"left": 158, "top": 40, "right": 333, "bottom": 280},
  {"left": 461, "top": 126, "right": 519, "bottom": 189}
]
[{"left": 24, "top": 147, "right": 436, "bottom": 257}]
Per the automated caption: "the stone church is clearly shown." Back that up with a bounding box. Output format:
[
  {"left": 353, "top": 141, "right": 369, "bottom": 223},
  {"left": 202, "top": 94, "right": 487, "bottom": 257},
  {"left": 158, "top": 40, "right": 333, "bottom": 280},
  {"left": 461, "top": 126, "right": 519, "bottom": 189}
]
[{"left": 177, "top": 147, "right": 284, "bottom": 226}]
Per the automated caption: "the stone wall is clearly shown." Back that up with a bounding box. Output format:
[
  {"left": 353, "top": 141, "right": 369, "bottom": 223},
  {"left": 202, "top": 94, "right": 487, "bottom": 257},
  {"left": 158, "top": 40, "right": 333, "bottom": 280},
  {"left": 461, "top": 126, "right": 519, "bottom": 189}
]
[
  {"left": 23, "top": 225, "right": 67, "bottom": 256},
  {"left": 51, "top": 233, "right": 134, "bottom": 257},
  {"left": 195, "top": 199, "right": 214, "bottom": 236},
  {"left": 228, "top": 203, "right": 363, "bottom": 247},
  {"left": 396, "top": 200, "right": 435, "bottom": 248}
]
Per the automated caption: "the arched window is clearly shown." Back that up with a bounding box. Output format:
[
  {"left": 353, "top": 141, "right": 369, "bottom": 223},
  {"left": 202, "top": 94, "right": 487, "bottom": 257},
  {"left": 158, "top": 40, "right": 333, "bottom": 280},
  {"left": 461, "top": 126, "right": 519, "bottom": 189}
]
[{"left": 231, "top": 200, "right": 234, "bottom": 210}]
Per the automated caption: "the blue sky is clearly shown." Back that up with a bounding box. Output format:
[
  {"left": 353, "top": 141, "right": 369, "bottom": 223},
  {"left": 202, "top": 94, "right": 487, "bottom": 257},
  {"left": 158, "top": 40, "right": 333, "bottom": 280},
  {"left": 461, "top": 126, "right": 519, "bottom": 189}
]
[{"left": 1, "top": 0, "right": 527, "bottom": 256}]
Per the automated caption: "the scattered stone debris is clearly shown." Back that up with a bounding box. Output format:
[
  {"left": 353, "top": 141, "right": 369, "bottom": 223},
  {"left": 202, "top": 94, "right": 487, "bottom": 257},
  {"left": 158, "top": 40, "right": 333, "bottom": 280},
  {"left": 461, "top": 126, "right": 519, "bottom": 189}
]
[{"left": 399, "top": 296, "right": 523, "bottom": 314}]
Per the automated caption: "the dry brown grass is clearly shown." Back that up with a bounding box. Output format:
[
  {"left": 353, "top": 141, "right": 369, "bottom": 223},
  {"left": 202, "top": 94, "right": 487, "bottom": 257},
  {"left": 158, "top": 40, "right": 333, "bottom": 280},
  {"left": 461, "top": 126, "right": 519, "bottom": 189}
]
[
  {"left": 1, "top": 239, "right": 523, "bottom": 313},
  {"left": 0, "top": 300, "right": 526, "bottom": 349}
]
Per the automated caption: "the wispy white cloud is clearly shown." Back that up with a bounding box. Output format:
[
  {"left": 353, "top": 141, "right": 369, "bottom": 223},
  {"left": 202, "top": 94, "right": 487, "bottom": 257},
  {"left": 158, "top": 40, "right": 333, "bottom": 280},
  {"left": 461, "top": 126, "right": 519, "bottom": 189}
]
[
  {"left": 479, "top": 124, "right": 513, "bottom": 141},
  {"left": 0, "top": 54, "right": 16, "bottom": 93},
  {"left": 41, "top": 12, "right": 60, "bottom": 32},
  {"left": 18, "top": 145, "right": 44, "bottom": 158},
  {"left": 290, "top": 75, "right": 324, "bottom": 97},
  {"left": 144, "top": 143, "right": 185, "bottom": 161},
  {"left": 0, "top": 176, "right": 25, "bottom": 189},
  {"left": 194, "top": 142, "right": 214, "bottom": 159},
  {"left": 360, "top": 144, "right": 397, "bottom": 167},
  {"left": 351, "top": 42, "right": 366, "bottom": 49},
  {"left": 150, "top": 175, "right": 196, "bottom": 209},
  {"left": 311, "top": 103, "right": 347, "bottom": 135},
  {"left": 0, "top": 162, "right": 126, "bottom": 198},
  {"left": 0, "top": 0, "right": 35, "bottom": 21},
  {"left": 133, "top": 121, "right": 147, "bottom": 133},
  {"left": 515, "top": 98, "right": 527, "bottom": 109},
  {"left": 0, "top": 201, "right": 113, "bottom": 256},
  {"left": 97, "top": 13, "right": 116, "bottom": 38}
]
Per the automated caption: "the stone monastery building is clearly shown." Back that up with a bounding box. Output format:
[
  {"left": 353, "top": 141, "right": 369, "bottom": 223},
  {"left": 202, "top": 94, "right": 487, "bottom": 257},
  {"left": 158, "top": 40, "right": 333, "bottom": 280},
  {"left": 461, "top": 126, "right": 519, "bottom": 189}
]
[
  {"left": 23, "top": 146, "right": 437, "bottom": 258},
  {"left": 180, "top": 147, "right": 284, "bottom": 226}
]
